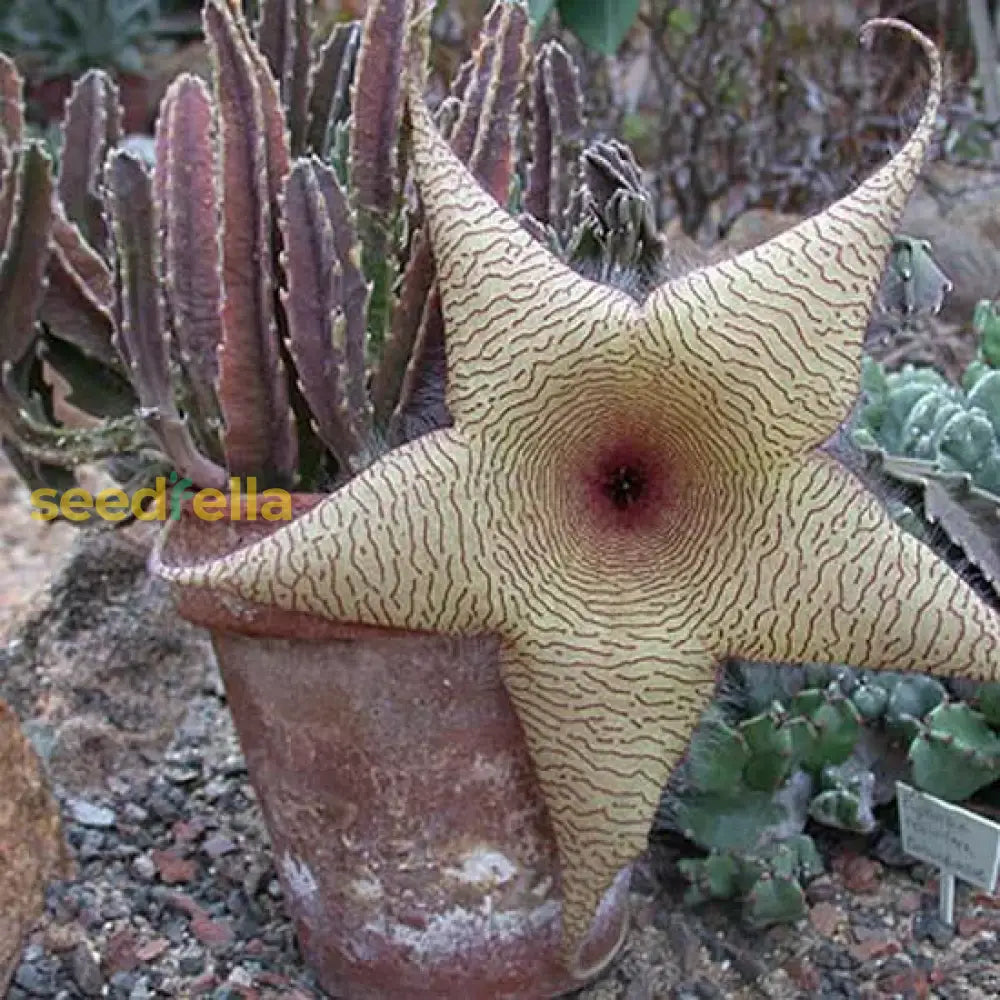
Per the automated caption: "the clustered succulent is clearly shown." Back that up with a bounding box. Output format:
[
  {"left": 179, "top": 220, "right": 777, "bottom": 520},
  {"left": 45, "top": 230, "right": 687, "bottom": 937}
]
[
  {"left": 0, "top": 0, "right": 662, "bottom": 518},
  {"left": 854, "top": 297, "right": 1000, "bottom": 590},
  {"left": 665, "top": 661, "right": 1000, "bottom": 927},
  {"left": 0, "top": 0, "right": 165, "bottom": 78}
]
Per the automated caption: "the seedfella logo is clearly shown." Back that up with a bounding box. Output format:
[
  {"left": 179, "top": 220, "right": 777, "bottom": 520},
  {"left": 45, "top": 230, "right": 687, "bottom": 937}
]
[{"left": 31, "top": 474, "right": 293, "bottom": 523}]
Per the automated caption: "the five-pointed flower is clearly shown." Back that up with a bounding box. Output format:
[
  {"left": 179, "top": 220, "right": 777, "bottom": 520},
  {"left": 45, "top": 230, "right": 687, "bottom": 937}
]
[{"left": 155, "top": 18, "right": 1000, "bottom": 967}]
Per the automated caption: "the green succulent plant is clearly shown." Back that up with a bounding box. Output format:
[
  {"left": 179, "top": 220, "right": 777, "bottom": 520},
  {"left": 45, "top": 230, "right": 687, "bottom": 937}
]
[
  {"left": 665, "top": 659, "right": 1000, "bottom": 927},
  {"left": 678, "top": 835, "right": 824, "bottom": 928},
  {"left": 0, "top": 0, "right": 164, "bottom": 78},
  {"left": 527, "top": 0, "right": 640, "bottom": 56},
  {"left": 853, "top": 295, "right": 1000, "bottom": 591}
]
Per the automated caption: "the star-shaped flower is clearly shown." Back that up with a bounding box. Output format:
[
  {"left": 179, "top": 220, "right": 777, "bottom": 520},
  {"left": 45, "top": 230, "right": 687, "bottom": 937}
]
[{"left": 156, "top": 19, "right": 1000, "bottom": 968}]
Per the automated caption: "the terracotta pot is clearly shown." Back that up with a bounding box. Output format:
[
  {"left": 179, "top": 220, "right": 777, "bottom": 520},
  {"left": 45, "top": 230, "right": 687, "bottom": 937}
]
[{"left": 161, "top": 497, "right": 631, "bottom": 1000}]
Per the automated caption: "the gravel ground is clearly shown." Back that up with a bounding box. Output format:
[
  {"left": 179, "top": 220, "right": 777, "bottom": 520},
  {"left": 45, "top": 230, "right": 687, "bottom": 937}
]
[{"left": 4, "top": 452, "right": 1000, "bottom": 1000}]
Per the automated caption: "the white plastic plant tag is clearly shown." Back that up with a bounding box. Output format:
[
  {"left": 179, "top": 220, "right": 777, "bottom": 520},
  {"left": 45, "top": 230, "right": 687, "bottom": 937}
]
[{"left": 896, "top": 782, "right": 1000, "bottom": 924}]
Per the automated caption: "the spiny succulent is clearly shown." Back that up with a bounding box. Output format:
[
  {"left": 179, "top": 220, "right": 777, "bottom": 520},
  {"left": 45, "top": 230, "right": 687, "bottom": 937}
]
[
  {"left": 0, "top": 2, "right": 559, "bottom": 506},
  {"left": 0, "top": 0, "right": 642, "bottom": 520}
]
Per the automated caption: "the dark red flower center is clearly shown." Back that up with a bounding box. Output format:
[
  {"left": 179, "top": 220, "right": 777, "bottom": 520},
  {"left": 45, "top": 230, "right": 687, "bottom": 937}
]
[
  {"left": 582, "top": 442, "right": 668, "bottom": 535},
  {"left": 602, "top": 463, "right": 647, "bottom": 510}
]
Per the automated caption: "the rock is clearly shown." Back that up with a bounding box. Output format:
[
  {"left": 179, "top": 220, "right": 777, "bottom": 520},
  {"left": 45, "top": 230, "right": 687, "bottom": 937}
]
[
  {"left": 41, "top": 922, "right": 83, "bottom": 954},
  {"left": 178, "top": 949, "right": 206, "bottom": 976},
  {"left": 70, "top": 942, "right": 104, "bottom": 997},
  {"left": 191, "top": 916, "right": 235, "bottom": 950},
  {"left": 848, "top": 932, "right": 899, "bottom": 963},
  {"left": 14, "top": 959, "right": 55, "bottom": 995},
  {"left": 809, "top": 902, "right": 845, "bottom": 937},
  {"left": 101, "top": 928, "right": 140, "bottom": 977},
  {"left": 838, "top": 854, "right": 882, "bottom": 894},
  {"left": 0, "top": 528, "right": 214, "bottom": 792},
  {"left": 66, "top": 799, "right": 116, "bottom": 830},
  {"left": 108, "top": 970, "right": 137, "bottom": 999},
  {"left": 876, "top": 966, "right": 930, "bottom": 998},
  {"left": 134, "top": 938, "right": 170, "bottom": 963},
  {"left": 128, "top": 976, "right": 153, "bottom": 1000},
  {"left": 805, "top": 875, "right": 837, "bottom": 904},
  {"left": 202, "top": 835, "right": 237, "bottom": 860},
  {"left": 912, "top": 912, "right": 955, "bottom": 948},
  {"left": 784, "top": 958, "right": 822, "bottom": 992},
  {"left": 958, "top": 915, "right": 990, "bottom": 938},
  {"left": 131, "top": 855, "right": 157, "bottom": 882},
  {"left": 897, "top": 173, "right": 1000, "bottom": 326},
  {"left": 0, "top": 700, "right": 71, "bottom": 995},
  {"left": 121, "top": 803, "right": 149, "bottom": 824},
  {"left": 171, "top": 818, "right": 208, "bottom": 845},
  {"left": 150, "top": 849, "right": 197, "bottom": 885},
  {"left": 655, "top": 911, "right": 701, "bottom": 975}
]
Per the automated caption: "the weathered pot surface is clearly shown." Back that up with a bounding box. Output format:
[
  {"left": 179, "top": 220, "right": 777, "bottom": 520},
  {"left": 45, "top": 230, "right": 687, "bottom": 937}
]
[{"left": 159, "top": 498, "right": 631, "bottom": 999}]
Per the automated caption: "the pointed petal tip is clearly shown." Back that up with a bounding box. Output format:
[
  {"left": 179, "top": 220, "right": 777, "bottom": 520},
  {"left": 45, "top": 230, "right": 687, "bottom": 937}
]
[
  {"left": 858, "top": 16, "right": 942, "bottom": 141},
  {"left": 833, "top": 17, "right": 941, "bottom": 228},
  {"left": 563, "top": 864, "right": 632, "bottom": 981}
]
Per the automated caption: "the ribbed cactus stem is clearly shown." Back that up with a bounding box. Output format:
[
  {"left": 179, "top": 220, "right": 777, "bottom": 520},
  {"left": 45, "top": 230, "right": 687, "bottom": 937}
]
[
  {"left": 41, "top": 212, "right": 119, "bottom": 371},
  {"left": 106, "top": 151, "right": 227, "bottom": 491},
  {"left": 523, "top": 41, "right": 585, "bottom": 231},
  {"left": 0, "top": 144, "right": 54, "bottom": 367},
  {"left": 0, "top": 53, "right": 24, "bottom": 153},
  {"left": 57, "top": 71, "right": 122, "bottom": 260},
  {"left": 205, "top": 0, "right": 298, "bottom": 483},
  {"left": 281, "top": 156, "right": 373, "bottom": 472},
  {"left": 154, "top": 74, "right": 224, "bottom": 440},
  {"left": 305, "top": 20, "right": 360, "bottom": 156},
  {"left": 257, "top": 0, "right": 313, "bottom": 155},
  {"left": 349, "top": 0, "right": 412, "bottom": 216}
]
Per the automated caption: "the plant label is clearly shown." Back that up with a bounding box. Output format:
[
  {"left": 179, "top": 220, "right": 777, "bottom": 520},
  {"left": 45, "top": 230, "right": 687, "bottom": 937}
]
[{"left": 896, "top": 782, "right": 1000, "bottom": 924}]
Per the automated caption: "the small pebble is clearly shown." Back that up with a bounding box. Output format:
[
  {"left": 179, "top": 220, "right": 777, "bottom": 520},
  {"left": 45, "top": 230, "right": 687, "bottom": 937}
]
[
  {"left": 913, "top": 912, "right": 956, "bottom": 948},
  {"left": 178, "top": 950, "right": 206, "bottom": 976},
  {"left": 67, "top": 798, "right": 116, "bottom": 830},
  {"left": 69, "top": 942, "right": 103, "bottom": 998},
  {"left": 131, "top": 854, "right": 158, "bottom": 881},
  {"left": 122, "top": 802, "right": 150, "bottom": 824},
  {"left": 128, "top": 977, "right": 152, "bottom": 1000}
]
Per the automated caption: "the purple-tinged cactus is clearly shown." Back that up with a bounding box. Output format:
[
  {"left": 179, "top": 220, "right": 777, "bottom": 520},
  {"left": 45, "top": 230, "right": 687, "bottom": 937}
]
[
  {"left": 257, "top": 0, "right": 313, "bottom": 155},
  {"left": 350, "top": 0, "right": 411, "bottom": 218},
  {"left": 43, "top": 212, "right": 118, "bottom": 368},
  {"left": 205, "top": 0, "right": 297, "bottom": 483},
  {"left": 0, "top": 53, "right": 23, "bottom": 154},
  {"left": 153, "top": 75, "right": 223, "bottom": 444},
  {"left": 57, "top": 71, "right": 122, "bottom": 260},
  {"left": 281, "top": 157, "right": 372, "bottom": 473},
  {"left": 522, "top": 40, "right": 585, "bottom": 233},
  {"left": 106, "top": 152, "right": 226, "bottom": 489},
  {"left": 0, "top": 0, "right": 615, "bottom": 516},
  {"left": 0, "top": 146, "right": 53, "bottom": 367},
  {"left": 305, "top": 20, "right": 360, "bottom": 157},
  {"left": 447, "top": 1, "right": 529, "bottom": 201}
]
